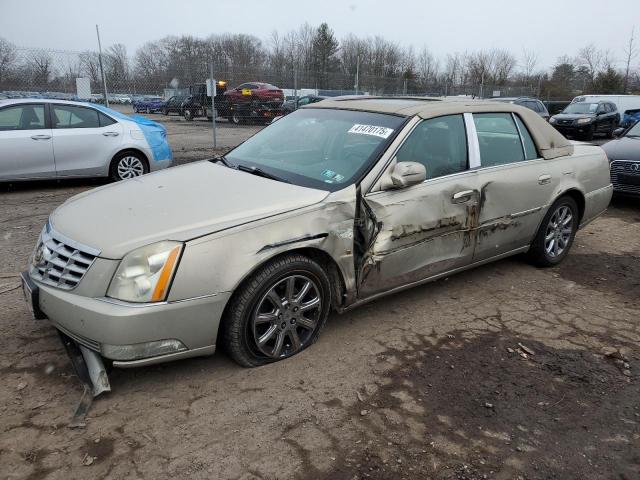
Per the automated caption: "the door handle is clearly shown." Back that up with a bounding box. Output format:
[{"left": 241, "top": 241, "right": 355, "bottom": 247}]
[
  {"left": 538, "top": 174, "right": 552, "bottom": 185},
  {"left": 451, "top": 190, "right": 475, "bottom": 204},
  {"left": 30, "top": 134, "right": 51, "bottom": 140},
  {"left": 102, "top": 131, "right": 119, "bottom": 137}
]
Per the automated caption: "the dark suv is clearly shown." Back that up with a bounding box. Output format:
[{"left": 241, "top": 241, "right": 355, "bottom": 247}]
[
  {"left": 490, "top": 97, "right": 549, "bottom": 120},
  {"left": 549, "top": 100, "right": 619, "bottom": 140}
]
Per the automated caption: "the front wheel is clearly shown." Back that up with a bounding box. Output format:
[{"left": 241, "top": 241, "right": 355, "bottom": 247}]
[
  {"left": 109, "top": 151, "right": 149, "bottom": 181},
  {"left": 222, "top": 254, "right": 331, "bottom": 367},
  {"left": 584, "top": 125, "right": 595, "bottom": 141},
  {"left": 184, "top": 109, "right": 193, "bottom": 121},
  {"left": 527, "top": 196, "right": 579, "bottom": 267}
]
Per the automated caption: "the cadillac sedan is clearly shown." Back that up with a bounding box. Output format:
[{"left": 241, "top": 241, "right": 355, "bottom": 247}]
[{"left": 22, "top": 97, "right": 612, "bottom": 372}]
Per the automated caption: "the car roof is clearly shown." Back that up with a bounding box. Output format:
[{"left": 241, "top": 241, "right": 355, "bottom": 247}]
[
  {"left": 0, "top": 98, "right": 94, "bottom": 107},
  {"left": 308, "top": 96, "right": 573, "bottom": 160},
  {"left": 490, "top": 97, "right": 539, "bottom": 102}
]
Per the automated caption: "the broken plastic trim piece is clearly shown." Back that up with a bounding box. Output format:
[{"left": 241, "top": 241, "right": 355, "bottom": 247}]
[{"left": 58, "top": 331, "right": 111, "bottom": 428}]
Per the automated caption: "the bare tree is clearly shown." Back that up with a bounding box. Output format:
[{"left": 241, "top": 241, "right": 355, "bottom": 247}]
[
  {"left": 521, "top": 48, "right": 538, "bottom": 80},
  {"left": 623, "top": 27, "right": 637, "bottom": 92},
  {"left": 28, "top": 50, "right": 53, "bottom": 87},
  {"left": 577, "top": 44, "right": 604, "bottom": 85},
  {"left": 79, "top": 51, "right": 101, "bottom": 86},
  {"left": 416, "top": 46, "right": 439, "bottom": 88},
  {"left": 0, "top": 37, "right": 17, "bottom": 83}
]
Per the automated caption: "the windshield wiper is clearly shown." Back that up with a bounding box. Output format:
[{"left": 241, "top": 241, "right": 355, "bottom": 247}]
[
  {"left": 209, "top": 155, "right": 235, "bottom": 168},
  {"left": 236, "top": 164, "right": 291, "bottom": 184}
]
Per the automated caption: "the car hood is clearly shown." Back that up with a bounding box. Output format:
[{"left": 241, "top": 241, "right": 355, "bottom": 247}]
[
  {"left": 553, "top": 113, "right": 595, "bottom": 121},
  {"left": 50, "top": 162, "right": 329, "bottom": 259},
  {"left": 602, "top": 135, "right": 640, "bottom": 161}
]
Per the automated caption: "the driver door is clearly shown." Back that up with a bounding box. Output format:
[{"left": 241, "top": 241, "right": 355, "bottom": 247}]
[{"left": 357, "top": 114, "right": 480, "bottom": 298}]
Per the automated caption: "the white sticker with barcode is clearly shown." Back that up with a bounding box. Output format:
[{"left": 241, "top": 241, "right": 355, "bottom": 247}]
[{"left": 348, "top": 124, "right": 394, "bottom": 138}]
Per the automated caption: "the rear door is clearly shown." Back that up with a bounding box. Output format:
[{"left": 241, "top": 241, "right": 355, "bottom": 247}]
[
  {"left": 50, "top": 104, "right": 123, "bottom": 177},
  {"left": 0, "top": 103, "right": 55, "bottom": 180},
  {"left": 471, "top": 112, "right": 559, "bottom": 261}
]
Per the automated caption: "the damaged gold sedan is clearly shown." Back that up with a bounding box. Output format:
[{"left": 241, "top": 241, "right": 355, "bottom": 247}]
[{"left": 23, "top": 97, "right": 613, "bottom": 373}]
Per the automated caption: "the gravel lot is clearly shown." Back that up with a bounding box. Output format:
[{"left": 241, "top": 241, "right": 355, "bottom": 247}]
[{"left": 1, "top": 112, "right": 639, "bottom": 480}]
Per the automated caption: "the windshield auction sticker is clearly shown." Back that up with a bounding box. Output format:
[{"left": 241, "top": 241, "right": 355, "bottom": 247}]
[{"left": 348, "top": 124, "right": 394, "bottom": 139}]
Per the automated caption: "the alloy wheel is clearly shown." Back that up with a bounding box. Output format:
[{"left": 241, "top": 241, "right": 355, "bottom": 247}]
[
  {"left": 116, "top": 156, "right": 144, "bottom": 180},
  {"left": 544, "top": 205, "right": 573, "bottom": 258},
  {"left": 251, "top": 275, "right": 322, "bottom": 359}
]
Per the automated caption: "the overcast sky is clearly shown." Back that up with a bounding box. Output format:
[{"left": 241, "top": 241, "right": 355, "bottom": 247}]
[{"left": 1, "top": 0, "right": 637, "bottom": 70}]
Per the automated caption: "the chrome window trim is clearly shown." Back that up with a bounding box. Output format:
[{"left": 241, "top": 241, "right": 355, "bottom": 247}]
[{"left": 511, "top": 112, "right": 529, "bottom": 160}]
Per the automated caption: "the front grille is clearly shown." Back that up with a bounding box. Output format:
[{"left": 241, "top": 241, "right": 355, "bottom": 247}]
[
  {"left": 610, "top": 160, "right": 640, "bottom": 195},
  {"left": 29, "top": 224, "right": 100, "bottom": 290},
  {"left": 556, "top": 119, "right": 574, "bottom": 126}
]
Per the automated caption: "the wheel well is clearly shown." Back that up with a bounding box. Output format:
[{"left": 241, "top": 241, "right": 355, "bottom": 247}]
[
  {"left": 561, "top": 189, "right": 585, "bottom": 223},
  {"left": 216, "top": 247, "right": 348, "bottom": 346},
  {"left": 110, "top": 149, "right": 149, "bottom": 170}
]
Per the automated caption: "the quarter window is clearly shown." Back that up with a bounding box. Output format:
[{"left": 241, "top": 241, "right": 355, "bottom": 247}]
[
  {"left": 395, "top": 114, "right": 468, "bottom": 180},
  {"left": 514, "top": 115, "right": 539, "bottom": 160},
  {"left": 473, "top": 113, "right": 525, "bottom": 167},
  {"left": 0, "top": 104, "right": 46, "bottom": 131},
  {"left": 53, "top": 105, "right": 100, "bottom": 129},
  {"left": 99, "top": 112, "right": 116, "bottom": 127}
]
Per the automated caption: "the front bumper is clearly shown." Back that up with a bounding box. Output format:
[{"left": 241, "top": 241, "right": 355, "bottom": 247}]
[
  {"left": 27, "top": 274, "right": 231, "bottom": 368},
  {"left": 552, "top": 123, "right": 592, "bottom": 136}
]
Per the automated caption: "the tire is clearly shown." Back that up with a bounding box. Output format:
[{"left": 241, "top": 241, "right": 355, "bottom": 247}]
[
  {"left": 146, "top": 107, "right": 151, "bottom": 114},
  {"left": 231, "top": 112, "right": 241, "bottom": 125},
  {"left": 585, "top": 125, "right": 595, "bottom": 141},
  {"left": 163, "top": 108, "right": 169, "bottom": 115},
  {"left": 527, "top": 196, "right": 579, "bottom": 267},
  {"left": 222, "top": 254, "right": 332, "bottom": 367},
  {"left": 184, "top": 109, "right": 193, "bottom": 121},
  {"left": 606, "top": 123, "right": 615, "bottom": 139},
  {"left": 109, "top": 151, "right": 149, "bottom": 182}
]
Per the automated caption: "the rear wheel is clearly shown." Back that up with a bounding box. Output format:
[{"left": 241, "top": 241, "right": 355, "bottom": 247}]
[
  {"left": 163, "top": 107, "right": 169, "bottom": 115},
  {"left": 231, "top": 112, "right": 242, "bottom": 125},
  {"left": 222, "top": 254, "right": 331, "bottom": 367},
  {"left": 527, "top": 196, "right": 578, "bottom": 267},
  {"left": 109, "top": 151, "right": 149, "bottom": 182},
  {"left": 184, "top": 109, "right": 193, "bottom": 121}
]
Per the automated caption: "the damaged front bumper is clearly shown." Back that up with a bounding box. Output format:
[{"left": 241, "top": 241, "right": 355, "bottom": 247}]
[{"left": 23, "top": 272, "right": 229, "bottom": 367}]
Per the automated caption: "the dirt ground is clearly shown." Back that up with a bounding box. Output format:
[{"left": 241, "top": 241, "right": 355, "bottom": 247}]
[{"left": 0, "top": 114, "right": 639, "bottom": 480}]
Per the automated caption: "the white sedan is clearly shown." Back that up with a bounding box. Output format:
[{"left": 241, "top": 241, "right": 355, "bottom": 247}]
[{"left": 0, "top": 99, "right": 173, "bottom": 182}]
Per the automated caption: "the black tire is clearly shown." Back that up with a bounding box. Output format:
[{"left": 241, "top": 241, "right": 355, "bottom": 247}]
[
  {"left": 146, "top": 107, "right": 151, "bottom": 114},
  {"left": 222, "top": 254, "right": 332, "bottom": 368},
  {"left": 585, "top": 125, "right": 595, "bottom": 141},
  {"left": 230, "top": 112, "right": 241, "bottom": 125},
  {"left": 606, "top": 123, "right": 615, "bottom": 139},
  {"left": 163, "top": 108, "right": 169, "bottom": 115},
  {"left": 527, "top": 196, "right": 579, "bottom": 267},
  {"left": 184, "top": 109, "right": 193, "bottom": 121},
  {"left": 109, "top": 151, "right": 149, "bottom": 182}
]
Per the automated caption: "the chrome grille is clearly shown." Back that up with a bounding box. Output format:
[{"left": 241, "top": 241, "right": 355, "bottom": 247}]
[
  {"left": 29, "top": 224, "right": 100, "bottom": 290},
  {"left": 610, "top": 160, "right": 640, "bottom": 195}
]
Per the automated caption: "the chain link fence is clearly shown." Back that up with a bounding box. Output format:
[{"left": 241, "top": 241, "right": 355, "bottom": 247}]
[{"left": 0, "top": 46, "right": 538, "bottom": 98}]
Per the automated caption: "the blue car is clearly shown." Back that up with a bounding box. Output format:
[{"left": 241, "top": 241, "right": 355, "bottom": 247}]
[
  {"left": 621, "top": 109, "right": 640, "bottom": 128},
  {"left": 133, "top": 97, "right": 165, "bottom": 114}
]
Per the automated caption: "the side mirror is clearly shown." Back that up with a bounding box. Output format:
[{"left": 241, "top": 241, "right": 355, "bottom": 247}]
[
  {"left": 613, "top": 127, "right": 625, "bottom": 137},
  {"left": 382, "top": 161, "right": 427, "bottom": 190}
]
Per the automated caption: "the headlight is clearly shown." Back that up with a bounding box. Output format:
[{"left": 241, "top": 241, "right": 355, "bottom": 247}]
[
  {"left": 576, "top": 118, "right": 592, "bottom": 125},
  {"left": 107, "top": 241, "right": 183, "bottom": 303},
  {"left": 549, "top": 117, "right": 557, "bottom": 124}
]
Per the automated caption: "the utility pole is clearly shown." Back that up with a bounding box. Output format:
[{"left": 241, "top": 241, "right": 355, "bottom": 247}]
[
  {"left": 95, "top": 25, "right": 109, "bottom": 107},
  {"left": 210, "top": 61, "right": 217, "bottom": 149},
  {"left": 355, "top": 55, "right": 360, "bottom": 95},
  {"left": 293, "top": 66, "right": 298, "bottom": 110}
]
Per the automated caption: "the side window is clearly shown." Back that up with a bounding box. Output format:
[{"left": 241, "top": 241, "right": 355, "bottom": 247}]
[
  {"left": 53, "top": 105, "right": 100, "bottom": 129},
  {"left": 608, "top": 103, "right": 617, "bottom": 113},
  {"left": 0, "top": 104, "right": 46, "bottom": 131},
  {"left": 514, "top": 115, "right": 539, "bottom": 160},
  {"left": 98, "top": 112, "right": 116, "bottom": 127},
  {"left": 395, "top": 114, "right": 468, "bottom": 180},
  {"left": 473, "top": 113, "right": 524, "bottom": 167},
  {"left": 298, "top": 97, "right": 311, "bottom": 106}
]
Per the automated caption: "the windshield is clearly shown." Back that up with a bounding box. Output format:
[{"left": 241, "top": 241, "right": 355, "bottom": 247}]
[
  {"left": 225, "top": 108, "right": 406, "bottom": 191},
  {"left": 626, "top": 122, "right": 640, "bottom": 137},
  {"left": 563, "top": 103, "right": 598, "bottom": 114}
]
